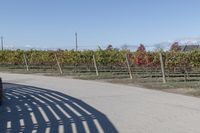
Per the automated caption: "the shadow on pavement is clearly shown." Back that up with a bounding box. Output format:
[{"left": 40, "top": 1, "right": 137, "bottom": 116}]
[{"left": 0, "top": 83, "right": 118, "bottom": 133}]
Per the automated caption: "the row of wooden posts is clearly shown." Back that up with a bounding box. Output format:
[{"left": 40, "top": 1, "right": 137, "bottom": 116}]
[
  {"left": 22, "top": 53, "right": 166, "bottom": 83},
  {"left": 124, "top": 53, "right": 166, "bottom": 83}
]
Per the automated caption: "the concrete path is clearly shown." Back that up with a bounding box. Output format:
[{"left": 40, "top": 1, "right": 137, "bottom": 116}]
[{"left": 1, "top": 73, "right": 200, "bottom": 133}]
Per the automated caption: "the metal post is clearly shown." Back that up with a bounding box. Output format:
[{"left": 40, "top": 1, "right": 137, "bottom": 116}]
[
  {"left": 1, "top": 36, "right": 3, "bottom": 51},
  {"left": 75, "top": 32, "right": 78, "bottom": 51}
]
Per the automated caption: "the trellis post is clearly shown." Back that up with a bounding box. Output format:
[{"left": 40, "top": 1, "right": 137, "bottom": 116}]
[
  {"left": 125, "top": 54, "right": 133, "bottom": 79},
  {"left": 159, "top": 52, "right": 166, "bottom": 83},
  {"left": 54, "top": 54, "right": 63, "bottom": 75},
  {"left": 23, "top": 53, "right": 29, "bottom": 71},
  {"left": 93, "top": 55, "right": 99, "bottom": 76}
]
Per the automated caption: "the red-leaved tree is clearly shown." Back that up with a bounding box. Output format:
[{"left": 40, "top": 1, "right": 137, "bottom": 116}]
[
  {"left": 170, "top": 42, "right": 181, "bottom": 52},
  {"left": 134, "top": 44, "right": 148, "bottom": 66}
]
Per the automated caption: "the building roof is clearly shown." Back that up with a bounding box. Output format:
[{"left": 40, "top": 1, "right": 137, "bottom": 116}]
[{"left": 181, "top": 45, "right": 200, "bottom": 51}]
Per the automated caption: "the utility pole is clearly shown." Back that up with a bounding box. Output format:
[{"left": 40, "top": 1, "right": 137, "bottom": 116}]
[
  {"left": 1, "top": 36, "right": 3, "bottom": 51},
  {"left": 75, "top": 32, "right": 78, "bottom": 51}
]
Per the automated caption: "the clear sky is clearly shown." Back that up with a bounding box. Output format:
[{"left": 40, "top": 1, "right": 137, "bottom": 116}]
[{"left": 1, "top": 0, "right": 200, "bottom": 50}]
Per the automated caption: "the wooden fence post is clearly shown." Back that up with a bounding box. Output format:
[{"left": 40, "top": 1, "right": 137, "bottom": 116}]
[
  {"left": 54, "top": 54, "right": 63, "bottom": 75},
  {"left": 159, "top": 52, "right": 166, "bottom": 83},
  {"left": 125, "top": 54, "right": 133, "bottom": 79},
  {"left": 93, "top": 55, "right": 99, "bottom": 76},
  {"left": 23, "top": 53, "right": 29, "bottom": 71}
]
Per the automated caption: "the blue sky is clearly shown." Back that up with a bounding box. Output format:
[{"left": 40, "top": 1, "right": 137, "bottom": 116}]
[{"left": 0, "top": 0, "right": 200, "bottom": 50}]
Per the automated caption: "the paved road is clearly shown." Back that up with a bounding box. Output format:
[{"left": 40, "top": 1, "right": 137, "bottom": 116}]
[{"left": 1, "top": 73, "right": 200, "bottom": 133}]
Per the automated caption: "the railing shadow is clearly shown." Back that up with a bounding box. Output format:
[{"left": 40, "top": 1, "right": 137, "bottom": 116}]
[{"left": 0, "top": 83, "right": 118, "bottom": 133}]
